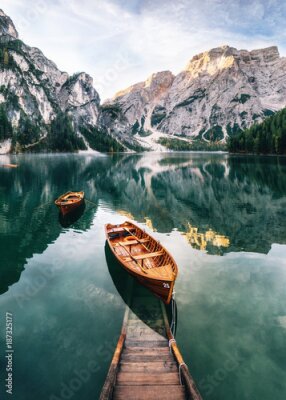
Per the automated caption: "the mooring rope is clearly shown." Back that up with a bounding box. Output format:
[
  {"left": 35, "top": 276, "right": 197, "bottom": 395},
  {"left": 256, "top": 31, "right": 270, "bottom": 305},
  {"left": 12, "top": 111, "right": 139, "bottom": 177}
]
[
  {"left": 35, "top": 200, "right": 53, "bottom": 210},
  {"left": 170, "top": 291, "right": 176, "bottom": 337},
  {"left": 85, "top": 198, "right": 97, "bottom": 208},
  {"left": 168, "top": 338, "right": 176, "bottom": 349}
]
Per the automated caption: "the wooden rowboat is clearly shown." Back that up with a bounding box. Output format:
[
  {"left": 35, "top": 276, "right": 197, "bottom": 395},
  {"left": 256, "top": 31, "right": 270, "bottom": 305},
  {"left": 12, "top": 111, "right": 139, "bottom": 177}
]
[
  {"left": 55, "top": 191, "right": 84, "bottom": 216},
  {"left": 105, "top": 221, "right": 178, "bottom": 304}
]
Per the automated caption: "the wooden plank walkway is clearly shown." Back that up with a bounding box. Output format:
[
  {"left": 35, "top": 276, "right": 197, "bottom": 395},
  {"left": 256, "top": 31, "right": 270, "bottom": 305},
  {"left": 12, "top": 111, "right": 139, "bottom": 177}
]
[{"left": 100, "top": 288, "right": 202, "bottom": 400}]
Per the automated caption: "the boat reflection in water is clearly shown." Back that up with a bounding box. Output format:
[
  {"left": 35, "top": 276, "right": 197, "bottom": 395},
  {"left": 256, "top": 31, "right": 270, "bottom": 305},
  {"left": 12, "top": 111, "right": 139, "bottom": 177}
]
[
  {"left": 58, "top": 202, "right": 86, "bottom": 228},
  {"left": 105, "top": 243, "right": 176, "bottom": 335},
  {"left": 105, "top": 221, "right": 178, "bottom": 304}
]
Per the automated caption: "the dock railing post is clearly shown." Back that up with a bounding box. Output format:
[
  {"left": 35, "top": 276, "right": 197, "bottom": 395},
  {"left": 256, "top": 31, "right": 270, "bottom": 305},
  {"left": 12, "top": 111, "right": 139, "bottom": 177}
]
[
  {"left": 99, "top": 305, "right": 130, "bottom": 400},
  {"left": 161, "top": 302, "right": 203, "bottom": 400}
]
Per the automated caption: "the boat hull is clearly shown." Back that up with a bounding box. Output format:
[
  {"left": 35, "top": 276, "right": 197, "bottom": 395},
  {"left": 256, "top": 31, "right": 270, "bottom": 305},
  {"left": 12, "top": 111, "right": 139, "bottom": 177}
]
[
  {"left": 56, "top": 198, "right": 84, "bottom": 216},
  {"left": 55, "top": 191, "right": 85, "bottom": 216},
  {"left": 135, "top": 273, "right": 175, "bottom": 304},
  {"left": 105, "top": 221, "right": 178, "bottom": 304}
]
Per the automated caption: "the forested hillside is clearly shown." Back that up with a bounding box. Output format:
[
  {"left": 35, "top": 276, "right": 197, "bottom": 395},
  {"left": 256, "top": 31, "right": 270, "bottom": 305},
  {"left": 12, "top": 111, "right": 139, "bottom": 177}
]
[{"left": 228, "top": 108, "right": 286, "bottom": 154}]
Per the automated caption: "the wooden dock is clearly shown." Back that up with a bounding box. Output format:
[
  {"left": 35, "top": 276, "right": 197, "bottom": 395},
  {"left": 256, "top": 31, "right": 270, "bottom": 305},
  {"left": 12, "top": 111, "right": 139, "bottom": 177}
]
[{"left": 100, "top": 287, "right": 202, "bottom": 400}]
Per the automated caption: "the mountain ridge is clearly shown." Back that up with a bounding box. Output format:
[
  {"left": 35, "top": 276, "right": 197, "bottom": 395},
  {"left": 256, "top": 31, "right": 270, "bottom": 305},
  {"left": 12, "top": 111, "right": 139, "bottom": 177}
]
[
  {"left": 104, "top": 44, "right": 286, "bottom": 149},
  {"left": 0, "top": 9, "right": 286, "bottom": 153}
]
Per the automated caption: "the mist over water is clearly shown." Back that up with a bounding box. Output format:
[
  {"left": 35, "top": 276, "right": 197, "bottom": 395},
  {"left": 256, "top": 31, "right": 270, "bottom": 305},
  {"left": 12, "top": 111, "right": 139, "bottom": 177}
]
[{"left": 0, "top": 152, "right": 286, "bottom": 399}]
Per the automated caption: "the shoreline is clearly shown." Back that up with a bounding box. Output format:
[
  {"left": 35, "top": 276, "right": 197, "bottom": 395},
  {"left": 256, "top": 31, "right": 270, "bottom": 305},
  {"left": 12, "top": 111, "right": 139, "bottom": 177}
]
[{"left": 1, "top": 150, "right": 286, "bottom": 157}]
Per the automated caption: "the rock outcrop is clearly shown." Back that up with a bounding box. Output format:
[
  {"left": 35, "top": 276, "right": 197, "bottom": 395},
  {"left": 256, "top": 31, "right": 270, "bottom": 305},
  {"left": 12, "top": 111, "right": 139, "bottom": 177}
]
[{"left": 0, "top": 9, "right": 18, "bottom": 39}]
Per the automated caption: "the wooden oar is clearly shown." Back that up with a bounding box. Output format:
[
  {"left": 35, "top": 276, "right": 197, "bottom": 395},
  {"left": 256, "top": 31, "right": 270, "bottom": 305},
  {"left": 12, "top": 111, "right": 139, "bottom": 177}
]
[
  {"left": 123, "top": 227, "right": 153, "bottom": 254},
  {"left": 123, "top": 226, "right": 158, "bottom": 271},
  {"left": 122, "top": 246, "right": 148, "bottom": 274},
  {"left": 117, "top": 236, "right": 148, "bottom": 274}
]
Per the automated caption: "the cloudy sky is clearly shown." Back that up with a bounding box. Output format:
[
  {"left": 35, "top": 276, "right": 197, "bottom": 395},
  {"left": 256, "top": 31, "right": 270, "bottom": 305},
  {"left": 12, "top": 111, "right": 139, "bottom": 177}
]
[{"left": 2, "top": 0, "right": 286, "bottom": 100}]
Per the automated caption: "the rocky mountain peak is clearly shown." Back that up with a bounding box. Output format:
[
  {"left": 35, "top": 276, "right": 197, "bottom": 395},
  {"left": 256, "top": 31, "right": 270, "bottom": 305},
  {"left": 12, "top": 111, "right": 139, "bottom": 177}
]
[
  {"left": 60, "top": 72, "right": 100, "bottom": 107},
  {"left": 185, "top": 45, "right": 237, "bottom": 77},
  {"left": 144, "top": 71, "right": 174, "bottom": 88},
  {"left": 113, "top": 70, "right": 174, "bottom": 101},
  {"left": 143, "top": 71, "right": 175, "bottom": 100},
  {"left": 184, "top": 45, "right": 281, "bottom": 78},
  {"left": 249, "top": 46, "right": 280, "bottom": 62},
  {"left": 113, "top": 82, "right": 145, "bottom": 99},
  {"left": 0, "top": 9, "right": 18, "bottom": 39}
]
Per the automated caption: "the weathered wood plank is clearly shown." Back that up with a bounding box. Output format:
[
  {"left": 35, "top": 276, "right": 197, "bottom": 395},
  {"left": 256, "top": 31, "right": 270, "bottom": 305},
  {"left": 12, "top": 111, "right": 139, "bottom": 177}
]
[
  {"left": 113, "top": 385, "right": 186, "bottom": 400},
  {"left": 119, "top": 361, "right": 178, "bottom": 373},
  {"left": 123, "top": 348, "right": 171, "bottom": 355},
  {"left": 125, "top": 340, "right": 168, "bottom": 347},
  {"left": 127, "top": 326, "right": 166, "bottom": 335},
  {"left": 121, "top": 354, "right": 174, "bottom": 363},
  {"left": 118, "top": 238, "right": 150, "bottom": 246},
  {"left": 116, "top": 372, "right": 181, "bottom": 385},
  {"left": 128, "top": 312, "right": 163, "bottom": 321},
  {"left": 127, "top": 319, "right": 163, "bottom": 326},
  {"left": 126, "top": 331, "right": 166, "bottom": 341},
  {"left": 127, "top": 325, "right": 165, "bottom": 333}
]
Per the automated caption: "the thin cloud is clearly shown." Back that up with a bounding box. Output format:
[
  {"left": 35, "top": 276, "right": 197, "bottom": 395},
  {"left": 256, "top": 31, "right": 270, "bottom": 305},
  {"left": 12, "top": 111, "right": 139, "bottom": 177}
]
[{"left": 1, "top": 0, "right": 285, "bottom": 100}]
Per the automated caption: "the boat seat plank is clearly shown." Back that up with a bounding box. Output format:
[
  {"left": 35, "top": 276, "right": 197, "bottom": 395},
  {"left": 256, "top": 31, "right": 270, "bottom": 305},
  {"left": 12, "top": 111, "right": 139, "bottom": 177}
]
[
  {"left": 133, "top": 251, "right": 164, "bottom": 260},
  {"left": 118, "top": 239, "right": 149, "bottom": 246},
  {"left": 108, "top": 227, "right": 135, "bottom": 233}
]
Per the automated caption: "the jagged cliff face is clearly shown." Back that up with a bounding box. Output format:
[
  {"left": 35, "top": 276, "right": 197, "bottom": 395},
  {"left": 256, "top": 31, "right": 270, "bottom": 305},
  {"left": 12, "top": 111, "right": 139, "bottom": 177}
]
[
  {"left": 98, "top": 71, "right": 175, "bottom": 151},
  {"left": 0, "top": 9, "right": 103, "bottom": 153},
  {"left": 106, "top": 45, "right": 286, "bottom": 144}
]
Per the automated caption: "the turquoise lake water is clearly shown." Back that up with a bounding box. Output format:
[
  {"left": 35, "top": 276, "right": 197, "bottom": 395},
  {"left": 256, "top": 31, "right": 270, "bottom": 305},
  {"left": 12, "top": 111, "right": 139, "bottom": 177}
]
[{"left": 0, "top": 152, "right": 286, "bottom": 399}]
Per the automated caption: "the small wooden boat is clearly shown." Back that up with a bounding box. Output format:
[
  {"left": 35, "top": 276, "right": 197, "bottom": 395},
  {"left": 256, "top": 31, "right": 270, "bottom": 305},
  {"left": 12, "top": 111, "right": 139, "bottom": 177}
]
[
  {"left": 105, "top": 221, "right": 178, "bottom": 304},
  {"left": 55, "top": 191, "right": 84, "bottom": 216}
]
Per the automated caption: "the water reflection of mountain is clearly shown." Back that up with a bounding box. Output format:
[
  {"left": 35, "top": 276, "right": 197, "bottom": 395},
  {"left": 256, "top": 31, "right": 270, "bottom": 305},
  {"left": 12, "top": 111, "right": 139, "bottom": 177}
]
[
  {"left": 183, "top": 223, "right": 230, "bottom": 254},
  {"left": 96, "top": 154, "right": 286, "bottom": 255},
  {"left": 0, "top": 155, "right": 98, "bottom": 294},
  {"left": 1, "top": 153, "right": 286, "bottom": 293}
]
